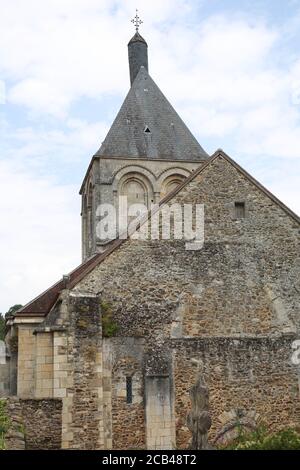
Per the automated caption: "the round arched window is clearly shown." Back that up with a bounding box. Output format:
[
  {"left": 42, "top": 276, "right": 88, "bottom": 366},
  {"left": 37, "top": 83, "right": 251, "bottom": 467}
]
[
  {"left": 121, "top": 178, "right": 148, "bottom": 207},
  {"left": 160, "top": 175, "right": 185, "bottom": 199}
]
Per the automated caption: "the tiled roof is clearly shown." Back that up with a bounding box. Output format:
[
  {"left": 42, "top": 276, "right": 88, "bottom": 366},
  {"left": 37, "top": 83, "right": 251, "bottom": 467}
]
[{"left": 95, "top": 66, "right": 208, "bottom": 161}]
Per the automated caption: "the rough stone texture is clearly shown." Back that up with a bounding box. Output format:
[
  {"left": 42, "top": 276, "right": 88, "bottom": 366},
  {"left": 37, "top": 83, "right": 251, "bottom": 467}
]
[
  {"left": 77, "top": 156, "right": 300, "bottom": 339},
  {"left": 4, "top": 397, "right": 62, "bottom": 450},
  {"left": 48, "top": 295, "right": 146, "bottom": 450},
  {"left": 74, "top": 154, "right": 300, "bottom": 448},
  {"left": 6, "top": 154, "right": 300, "bottom": 449},
  {"left": 173, "top": 337, "right": 300, "bottom": 449},
  {"left": 107, "top": 338, "right": 146, "bottom": 450},
  {"left": 3, "top": 398, "right": 25, "bottom": 450},
  {"left": 81, "top": 155, "right": 203, "bottom": 259},
  {"left": 50, "top": 292, "right": 105, "bottom": 449},
  {"left": 67, "top": 293, "right": 104, "bottom": 449},
  {"left": 186, "top": 360, "right": 212, "bottom": 450},
  {"left": 20, "top": 398, "right": 62, "bottom": 449}
]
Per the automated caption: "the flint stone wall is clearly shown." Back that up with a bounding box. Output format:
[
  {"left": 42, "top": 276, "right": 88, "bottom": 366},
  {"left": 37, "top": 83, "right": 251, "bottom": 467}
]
[
  {"left": 74, "top": 156, "right": 300, "bottom": 448},
  {"left": 4, "top": 397, "right": 62, "bottom": 450},
  {"left": 173, "top": 336, "right": 300, "bottom": 448}
]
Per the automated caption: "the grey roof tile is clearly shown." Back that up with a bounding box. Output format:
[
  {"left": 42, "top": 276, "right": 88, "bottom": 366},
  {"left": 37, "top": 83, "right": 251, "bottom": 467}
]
[{"left": 96, "top": 67, "right": 208, "bottom": 160}]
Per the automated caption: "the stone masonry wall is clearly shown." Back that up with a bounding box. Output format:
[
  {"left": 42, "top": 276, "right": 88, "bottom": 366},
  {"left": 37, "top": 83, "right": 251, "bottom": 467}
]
[
  {"left": 82, "top": 156, "right": 202, "bottom": 258},
  {"left": 145, "top": 376, "right": 175, "bottom": 450},
  {"left": 17, "top": 326, "right": 36, "bottom": 397},
  {"left": 4, "top": 397, "right": 62, "bottom": 450},
  {"left": 35, "top": 332, "right": 54, "bottom": 398},
  {"left": 173, "top": 336, "right": 300, "bottom": 448},
  {"left": 20, "top": 398, "right": 62, "bottom": 449},
  {"left": 69, "top": 293, "right": 104, "bottom": 449},
  {"left": 51, "top": 292, "right": 105, "bottom": 449},
  {"left": 74, "top": 154, "right": 300, "bottom": 448},
  {"left": 75, "top": 156, "right": 299, "bottom": 340},
  {"left": 104, "top": 337, "right": 146, "bottom": 450}
]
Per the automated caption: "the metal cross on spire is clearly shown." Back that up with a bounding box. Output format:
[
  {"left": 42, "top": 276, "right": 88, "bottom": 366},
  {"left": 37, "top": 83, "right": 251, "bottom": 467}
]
[{"left": 131, "top": 9, "right": 143, "bottom": 33}]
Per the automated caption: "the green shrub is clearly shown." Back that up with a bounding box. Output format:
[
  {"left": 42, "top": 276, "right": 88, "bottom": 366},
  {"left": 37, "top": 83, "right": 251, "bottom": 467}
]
[
  {"left": 0, "top": 400, "right": 10, "bottom": 450},
  {"left": 220, "top": 425, "right": 300, "bottom": 450},
  {"left": 101, "top": 301, "right": 119, "bottom": 338}
]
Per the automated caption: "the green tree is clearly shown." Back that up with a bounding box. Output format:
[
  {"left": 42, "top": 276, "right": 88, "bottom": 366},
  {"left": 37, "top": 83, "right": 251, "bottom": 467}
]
[
  {"left": 0, "top": 305, "right": 23, "bottom": 341},
  {"left": 5, "top": 305, "right": 23, "bottom": 318}
]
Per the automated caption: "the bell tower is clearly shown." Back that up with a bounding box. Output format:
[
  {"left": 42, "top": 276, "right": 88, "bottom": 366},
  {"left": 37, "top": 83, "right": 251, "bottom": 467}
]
[
  {"left": 80, "top": 13, "right": 208, "bottom": 260},
  {"left": 128, "top": 10, "right": 149, "bottom": 86}
]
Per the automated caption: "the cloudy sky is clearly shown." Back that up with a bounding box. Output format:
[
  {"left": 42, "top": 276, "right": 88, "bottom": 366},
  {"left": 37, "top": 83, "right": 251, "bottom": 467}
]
[{"left": 0, "top": 0, "right": 300, "bottom": 313}]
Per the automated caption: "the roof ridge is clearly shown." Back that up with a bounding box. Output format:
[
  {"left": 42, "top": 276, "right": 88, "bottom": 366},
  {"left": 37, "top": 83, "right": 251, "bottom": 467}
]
[
  {"left": 95, "top": 67, "right": 208, "bottom": 160},
  {"left": 15, "top": 150, "right": 300, "bottom": 318}
]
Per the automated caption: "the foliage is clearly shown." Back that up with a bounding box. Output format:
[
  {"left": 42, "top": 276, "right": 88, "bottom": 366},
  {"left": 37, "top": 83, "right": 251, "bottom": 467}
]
[
  {"left": 0, "top": 305, "right": 23, "bottom": 341},
  {"left": 5, "top": 305, "right": 23, "bottom": 317},
  {"left": 8, "top": 335, "right": 18, "bottom": 353},
  {"left": 0, "top": 400, "right": 10, "bottom": 450},
  {"left": 220, "top": 425, "right": 300, "bottom": 450},
  {"left": 101, "top": 301, "right": 119, "bottom": 338}
]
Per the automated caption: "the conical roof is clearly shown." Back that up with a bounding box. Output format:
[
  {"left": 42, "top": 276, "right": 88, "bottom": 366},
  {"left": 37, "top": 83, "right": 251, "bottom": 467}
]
[
  {"left": 128, "top": 31, "right": 147, "bottom": 45},
  {"left": 96, "top": 66, "right": 208, "bottom": 160}
]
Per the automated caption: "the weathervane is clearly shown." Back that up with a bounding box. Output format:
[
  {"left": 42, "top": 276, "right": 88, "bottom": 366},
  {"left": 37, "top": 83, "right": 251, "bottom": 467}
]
[{"left": 131, "top": 9, "right": 143, "bottom": 33}]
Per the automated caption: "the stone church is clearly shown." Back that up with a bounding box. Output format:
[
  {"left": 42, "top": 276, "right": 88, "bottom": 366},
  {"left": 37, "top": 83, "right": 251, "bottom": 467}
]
[{"left": 2, "top": 24, "right": 300, "bottom": 450}]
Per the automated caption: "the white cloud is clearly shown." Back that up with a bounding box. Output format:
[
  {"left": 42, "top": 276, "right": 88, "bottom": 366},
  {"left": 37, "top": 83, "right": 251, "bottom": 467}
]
[
  {"left": 0, "top": 116, "right": 110, "bottom": 312},
  {"left": 0, "top": 158, "right": 80, "bottom": 312},
  {"left": 0, "top": 0, "right": 193, "bottom": 116},
  {"left": 0, "top": 118, "right": 109, "bottom": 172}
]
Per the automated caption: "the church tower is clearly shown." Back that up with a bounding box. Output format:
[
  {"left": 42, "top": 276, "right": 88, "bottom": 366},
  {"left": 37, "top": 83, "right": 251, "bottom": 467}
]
[{"left": 80, "top": 13, "right": 208, "bottom": 260}]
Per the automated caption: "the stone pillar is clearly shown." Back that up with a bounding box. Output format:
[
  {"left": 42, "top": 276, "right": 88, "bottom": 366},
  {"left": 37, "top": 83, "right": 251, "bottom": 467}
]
[
  {"left": 145, "top": 375, "right": 176, "bottom": 450},
  {"left": 0, "top": 341, "right": 9, "bottom": 396},
  {"left": 54, "top": 292, "right": 105, "bottom": 449},
  {"left": 17, "top": 326, "right": 36, "bottom": 398},
  {"left": 53, "top": 330, "right": 71, "bottom": 448},
  {"left": 35, "top": 332, "right": 54, "bottom": 398},
  {"left": 102, "top": 338, "right": 113, "bottom": 449}
]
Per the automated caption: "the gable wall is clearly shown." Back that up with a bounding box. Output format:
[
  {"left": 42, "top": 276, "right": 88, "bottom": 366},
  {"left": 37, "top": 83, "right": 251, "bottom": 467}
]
[
  {"left": 74, "top": 154, "right": 300, "bottom": 447},
  {"left": 75, "top": 155, "right": 300, "bottom": 338}
]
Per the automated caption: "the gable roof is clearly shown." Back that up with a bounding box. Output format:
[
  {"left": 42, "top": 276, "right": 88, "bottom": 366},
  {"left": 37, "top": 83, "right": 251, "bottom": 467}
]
[
  {"left": 95, "top": 66, "right": 208, "bottom": 161},
  {"left": 14, "top": 149, "right": 300, "bottom": 319}
]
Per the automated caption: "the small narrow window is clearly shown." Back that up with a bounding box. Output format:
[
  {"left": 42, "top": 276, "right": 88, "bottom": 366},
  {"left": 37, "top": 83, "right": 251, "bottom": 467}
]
[
  {"left": 235, "top": 202, "right": 245, "bottom": 219},
  {"left": 126, "top": 376, "right": 133, "bottom": 404},
  {"left": 144, "top": 126, "right": 151, "bottom": 133}
]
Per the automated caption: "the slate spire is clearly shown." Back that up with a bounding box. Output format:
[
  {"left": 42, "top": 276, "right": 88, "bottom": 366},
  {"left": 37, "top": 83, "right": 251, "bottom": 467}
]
[
  {"left": 128, "top": 10, "right": 148, "bottom": 86},
  {"left": 95, "top": 14, "right": 208, "bottom": 160},
  {"left": 96, "top": 67, "right": 208, "bottom": 160}
]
